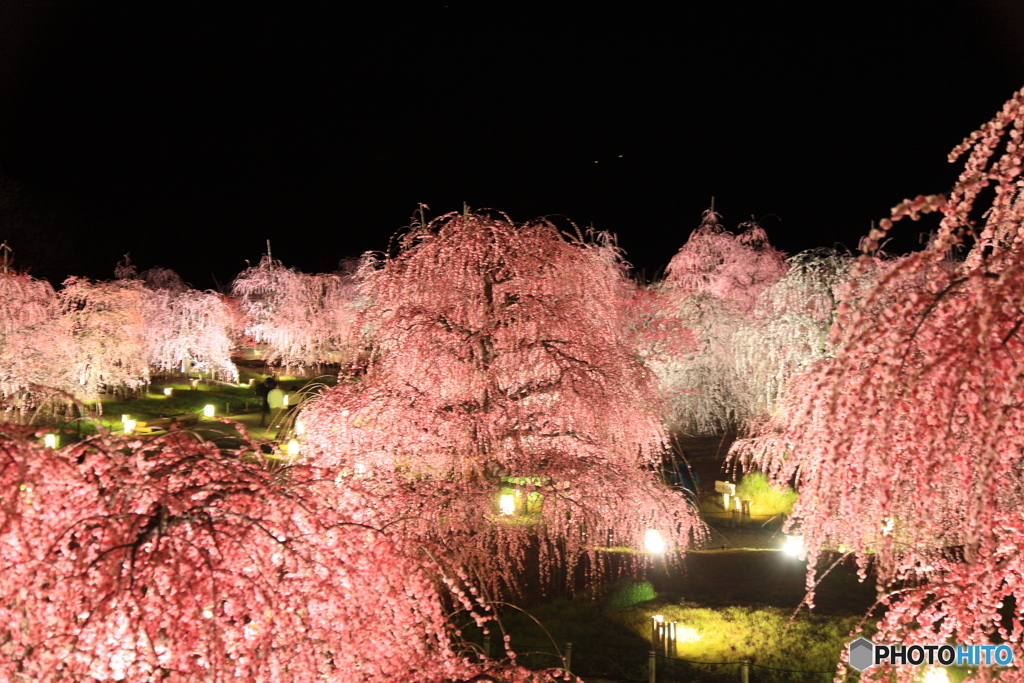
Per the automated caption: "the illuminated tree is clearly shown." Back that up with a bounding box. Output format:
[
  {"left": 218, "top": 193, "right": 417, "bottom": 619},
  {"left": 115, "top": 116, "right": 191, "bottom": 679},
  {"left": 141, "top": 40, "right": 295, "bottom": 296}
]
[
  {"left": 114, "top": 259, "right": 238, "bottom": 380},
  {"left": 733, "top": 87, "right": 1024, "bottom": 682},
  {"left": 58, "top": 277, "right": 151, "bottom": 401},
  {"left": 0, "top": 425, "right": 567, "bottom": 682},
  {"left": 232, "top": 256, "right": 363, "bottom": 368},
  {"left": 140, "top": 288, "right": 239, "bottom": 380},
  {"left": 653, "top": 211, "right": 787, "bottom": 434},
  {"left": 301, "top": 211, "right": 703, "bottom": 593},
  {"left": 0, "top": 271, "right": 65, "bottom": 399}
]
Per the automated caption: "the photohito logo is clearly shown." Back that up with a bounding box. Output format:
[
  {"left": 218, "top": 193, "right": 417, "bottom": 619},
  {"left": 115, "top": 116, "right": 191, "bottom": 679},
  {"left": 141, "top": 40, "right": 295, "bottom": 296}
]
[{"left": 847, "top": 637, "right": 1014, "bottom": 672}]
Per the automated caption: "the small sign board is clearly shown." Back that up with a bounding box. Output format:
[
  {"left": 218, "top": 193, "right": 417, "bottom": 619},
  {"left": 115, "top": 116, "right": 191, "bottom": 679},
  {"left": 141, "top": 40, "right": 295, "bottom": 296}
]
[{"left": 714, "top": 481, "right": 736, "bottom": 495}]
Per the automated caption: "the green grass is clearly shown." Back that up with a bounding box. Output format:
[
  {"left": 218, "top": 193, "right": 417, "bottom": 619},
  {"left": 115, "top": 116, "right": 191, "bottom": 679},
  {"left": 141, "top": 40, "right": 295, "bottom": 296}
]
[
  {"left": 734, "top": 472, "right": 798, "bottom": 517},
  {"left": 472, "top": 577, "right": 874, "bottom": 681}
]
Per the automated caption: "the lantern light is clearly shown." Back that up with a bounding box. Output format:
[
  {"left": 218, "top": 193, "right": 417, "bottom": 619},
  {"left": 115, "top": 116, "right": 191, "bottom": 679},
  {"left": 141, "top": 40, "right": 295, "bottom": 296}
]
[
  {"left": 283, "top": 394, "right": 290, "bottom": 407},
  {"left": 124, "top": 419, "right": 137, "bottom": 434},
  {"left": 286, "top": 439, "right": 300, "bottom": 457},
  {"left": 644, "top": 529, "right": 666, "bottom": 554},
  {"left": 295, "top": 419, "right": 306, "bottom": 436},
  {"left": 122, "top": 414, "right": 131, "bottom": 424},
  {"left": 922, "top": 667, "right": 949, "bottom": 683},
  {"left": 44, "top": 433, "right": 57, "bottom": 449},
  {"left": 203, "top": 404, "right": 215, "bottom": 418},
  {"left": 499, "top": 494, "right": 516, "bottom": 516},
  {"left": 783, "top": 535, "right": 804, "bottom": 557},
  {"left": 163, "top": 388, "right": 173, "bottom": 396}
]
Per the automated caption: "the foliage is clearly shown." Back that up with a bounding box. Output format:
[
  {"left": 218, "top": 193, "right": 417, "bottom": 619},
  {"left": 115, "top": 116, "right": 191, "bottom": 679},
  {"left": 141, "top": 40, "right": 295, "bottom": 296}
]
[
  {"left": 301, "top": 211, "right": 704, "bottom": 594},
  {"left": 733, "top": 86, "right": 1024, "bottom": 682},
  {"left": 139, "top": 287, "right": 239, "bottom": 381},
  {"left": 0, "top": 424, "right": 568, "bottom": 682},
  {"left": 652, "top": 211, "right": 788, "bottom": 434},
  {"left": 733, "top": 472, "right": 797, "bottom": 517},
  {"left": 58, "top": 277, "right": 151, "bottom": 401},
  {"left": 0, "top": 271, "right": 64, "bottom": 399},
  {"left": 232, "top": 256, "right": 363, "bottom": 368}
]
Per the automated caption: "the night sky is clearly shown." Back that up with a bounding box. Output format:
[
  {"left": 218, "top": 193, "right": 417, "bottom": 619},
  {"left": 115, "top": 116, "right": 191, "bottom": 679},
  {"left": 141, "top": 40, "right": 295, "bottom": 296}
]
[{"left": 1, "top": 1, "right": 1023, "bottom": 289}]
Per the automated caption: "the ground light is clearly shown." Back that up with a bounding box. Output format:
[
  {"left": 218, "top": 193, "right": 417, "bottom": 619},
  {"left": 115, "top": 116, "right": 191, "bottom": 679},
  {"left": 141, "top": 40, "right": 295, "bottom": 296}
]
[
  {"left": 499, "top": 493, "right": 516, "bottom": 515},
  {"left": 922, "top": 667, "right": 949, "bottom": 683},
  {"left": 44, "top": 433, "right": 57, "bottom": 448},
  {"left": 203, "top": 404, "right": 215, "bottom": 417},
  {"left": 123, "top": 419, "right": 137, "bottom": 434},
  {"left": 783, "top": 534, "right": 804, "bottom": 557},
  {"left": 645, "top": 529, "right": 666, "bottom": 554},
  {"left": 286, "top": 439, "right": 300, "bottom": 457},
  {"left": 163, "top": 388, "right": 173, "bottom": 396}
]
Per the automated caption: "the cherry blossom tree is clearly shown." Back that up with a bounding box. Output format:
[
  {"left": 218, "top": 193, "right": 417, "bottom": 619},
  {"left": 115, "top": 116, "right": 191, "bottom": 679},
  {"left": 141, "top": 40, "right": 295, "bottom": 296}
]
[
  {"left": 300, "top": 211, "right": 703, "bottom": 594},
  {"left": 232, "top": 256, "right": 363, "bottom": 368},
  {"left": 139, "top": 287, "right": 239, "bottom": 381},
  {"left": 733, "top": 87, "right": 1024, "bottom": 682},
  {"left": 114, "top": 259, "right": 238, "bottom": 380},
  {"left": 652, "top": 211, "right": 787, "bottom": 434},
  {"left": 0, "top": 424, "right": 569, "bottom": 682},
  {"left": 58, "top": 277, "right": 151, "bottom": 401},
  {"left": 0, "top": 270, "right": 65, "bottom": 400}
]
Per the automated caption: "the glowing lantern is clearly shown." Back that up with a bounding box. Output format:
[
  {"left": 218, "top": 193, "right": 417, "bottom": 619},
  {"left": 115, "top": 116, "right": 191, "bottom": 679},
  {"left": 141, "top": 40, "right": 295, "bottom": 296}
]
[
  {"left": 283, "top": 394, "right": 290, "bottom": 407},
  {"left": 163, "top": 388, "right": 173, "bottom": 396},
  {"left": 783, "top": 534, "right": 804, "bottom": 557},
  {"left": 295, "top": 418, "right": 306, "bottom": 436},
  {"left": 122, "top": 414, "right": 131, "bottom": 424},
  {"left": 44, "top": 433, "right": 57, "bottom": 449},
  {"left": 922, "top": 667, "right": 949, "bottom": 683},
  {"left": 286, "top": 439, "right": 300, "bottom": 457},
  {"left": 644, "top": 529, "right": 666, "bottom": 554},
  {"left": 203, "top": 404, "right": 215, "bottom": 417},
  {"left": 190, "top": 379, "right": 199, "bottom": 389},
  {"left": 499, "top": 494, "right": 516, "bottom": 515},
  {"left": 123, "top": 419, "right": 137, "bottom": 434}
]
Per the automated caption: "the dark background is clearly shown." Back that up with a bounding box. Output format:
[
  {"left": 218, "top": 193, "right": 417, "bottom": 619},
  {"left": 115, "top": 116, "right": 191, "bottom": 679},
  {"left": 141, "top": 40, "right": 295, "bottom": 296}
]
[{"left": 1, "top": 1, "right": 1023, "bottom": 288}]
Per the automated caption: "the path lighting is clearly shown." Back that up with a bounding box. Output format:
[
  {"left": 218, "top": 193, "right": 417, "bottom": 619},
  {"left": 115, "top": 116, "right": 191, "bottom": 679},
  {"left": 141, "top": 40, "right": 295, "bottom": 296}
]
[
  {"left": 123, "top": 419, "right": 137, "bottom": 434},
  {"left": 190, "top": 379, "right": 199, "bottom": 389},
  {"left": 282, "top": 394, "right": 290, "bottom": 407},
  {"left": 644, "top": 529, "right": 666, "bottom": 554},
  {"left": 286, "top": 439, "right": 300, "bottom": 457},
  {"left": 922, "top": 667, "right": 949, "bottom": 683},
  {"left": 499, "top": 493, "right": 516, "bottom": 516},
  {"left": 783, "top": 534, "right": 804, "bottom": 557},
  {"left": 163, "top": 388, "right": 173, "bottom": 396},
  {"left": 203, "top": 404, "right": 215, "bottom": 417},
  {"left": 44, "top": 434, "right": 57, "bottom": 448},
  {"left": 295, "top": 419, "right": 306, "bottom": 436},
  {"left": 122, "top": 414, "right": 131, "bottom": 424}
]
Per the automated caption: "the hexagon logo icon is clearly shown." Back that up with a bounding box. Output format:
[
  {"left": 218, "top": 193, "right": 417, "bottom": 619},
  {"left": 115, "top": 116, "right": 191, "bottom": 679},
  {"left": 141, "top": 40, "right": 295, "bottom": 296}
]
[{"left": 848, "top": 637, "right": 875, "bottom": 671}]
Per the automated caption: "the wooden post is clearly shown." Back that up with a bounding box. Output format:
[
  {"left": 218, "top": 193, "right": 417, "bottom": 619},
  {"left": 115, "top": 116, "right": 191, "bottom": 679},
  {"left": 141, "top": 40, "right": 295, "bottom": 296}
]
[
  {"left": 564, "top": 641, "right": 572, "bottom": 673},
  {"left": 482, "top": 633, "right": 491, "bottom": 659},
  {"left": 649, "top": 650, "right": 656, "bottom": 683},
  {"left": 741, "top": 660, "right": 750, "bottom": 683}
]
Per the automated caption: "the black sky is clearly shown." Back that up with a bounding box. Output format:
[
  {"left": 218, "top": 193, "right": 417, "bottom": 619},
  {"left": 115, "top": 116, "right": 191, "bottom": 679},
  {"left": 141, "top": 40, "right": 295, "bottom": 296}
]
[{"left": 1, "top": 1, "right": 1023, "bottom": 288}]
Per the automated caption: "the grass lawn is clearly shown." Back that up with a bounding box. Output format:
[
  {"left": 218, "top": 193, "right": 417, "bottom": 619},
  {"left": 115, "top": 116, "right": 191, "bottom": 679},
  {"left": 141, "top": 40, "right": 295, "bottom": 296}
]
[{"left": 464, "top": 547, "right": 882, "bottom": 682}]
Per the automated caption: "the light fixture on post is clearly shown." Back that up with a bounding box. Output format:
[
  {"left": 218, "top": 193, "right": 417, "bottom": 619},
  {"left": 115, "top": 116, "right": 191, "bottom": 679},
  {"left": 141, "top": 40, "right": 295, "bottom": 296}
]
[
  {"left": 163, "top": 388, "right": 173, "bottom": 396},
  {"left": 123, "top": 419, "right": 137, "bottom": 434},
  {"left": 203, "top": 404, "right": 215, "bottom": 418},
  {"left": 783, "top": 534, "right": 804, "bottom": 557},
  {"left": 44, "top": 433, "right": 57, "bottom": 449}
]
